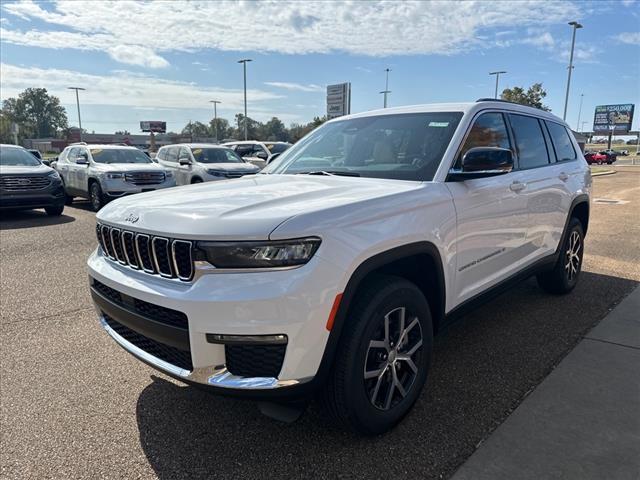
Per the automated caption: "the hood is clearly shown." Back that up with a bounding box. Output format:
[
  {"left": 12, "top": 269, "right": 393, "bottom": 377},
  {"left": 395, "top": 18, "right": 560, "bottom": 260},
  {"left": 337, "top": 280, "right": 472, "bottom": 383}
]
[
  {"left": 0, "top": 164, "right": 52, "bottom": 176},
  {"left": 199, "top": 162, "right": 259, "bottom": 172},
  {"left": 91, "top": 163, "right": 168, "bottom": 173},
  {"left": 97, "top": 174, "right": 421, "bottom": 240}
]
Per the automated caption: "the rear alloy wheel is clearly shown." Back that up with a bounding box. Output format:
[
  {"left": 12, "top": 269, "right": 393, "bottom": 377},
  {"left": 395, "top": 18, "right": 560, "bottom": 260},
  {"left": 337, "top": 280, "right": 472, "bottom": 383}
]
[
  {"left": 90, "top": 182, "right": 104, "bottom": 211},
  {"left": 537, "top": 218, "right": 584, "bottom": 294},
  {"left": 321, "top": 275, "right": 433, "bottom": 435}
]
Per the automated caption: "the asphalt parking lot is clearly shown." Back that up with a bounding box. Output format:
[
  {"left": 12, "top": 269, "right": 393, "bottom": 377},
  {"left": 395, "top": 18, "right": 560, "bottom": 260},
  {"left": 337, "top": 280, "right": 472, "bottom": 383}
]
[{"left": 1, "top": 168, "right": 639, "bottom": 479}]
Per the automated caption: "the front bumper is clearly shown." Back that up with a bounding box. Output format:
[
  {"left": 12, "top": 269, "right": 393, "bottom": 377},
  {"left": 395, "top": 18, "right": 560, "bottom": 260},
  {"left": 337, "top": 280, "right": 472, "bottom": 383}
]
[
  {"left": 0, "top": 184, "right": 65, "bottom": 210},
  {"left": 101, "top": 177, "right": 176, "bottom": 197},
  {"left": 88, "top": 249, "right": 345, "bottom": 398}
]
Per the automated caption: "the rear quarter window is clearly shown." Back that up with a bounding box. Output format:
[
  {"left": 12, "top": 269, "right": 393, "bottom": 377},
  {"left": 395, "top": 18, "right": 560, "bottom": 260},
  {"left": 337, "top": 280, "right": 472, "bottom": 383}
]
[{"left": 546, "top": 121, "right": 577, "bottom": 162}]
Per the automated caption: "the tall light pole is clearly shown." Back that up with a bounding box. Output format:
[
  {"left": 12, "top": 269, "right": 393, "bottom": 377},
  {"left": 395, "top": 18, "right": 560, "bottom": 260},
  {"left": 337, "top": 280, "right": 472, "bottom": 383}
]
[
  {"left": 209, "top": 100, "right": 221, "bottom": 142},
  {"left": 380, "top": 68, "right": 391, "bottom": 108},
  {"left": 68, "top": 87, "right": 85, "bottom": 141},
  {"left": 580, "top": 121, "right": 588, "bottom": 133},
  {"left": 576, "top": 93, "right": 584, "bottom": 131},
  {"left": 563, "top": 21, "right": 583, "bottom": 121},
  {"left": 238, "top": 59, "right": 252, "bottom": 140},
  {"left": 489, "top": 71, "right": 507, "bottom": 99}
]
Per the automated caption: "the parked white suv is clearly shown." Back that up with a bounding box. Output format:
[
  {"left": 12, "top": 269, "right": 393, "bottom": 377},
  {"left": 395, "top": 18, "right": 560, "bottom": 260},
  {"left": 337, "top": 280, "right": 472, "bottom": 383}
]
[
  {"left": 88, "top": 100, "right": 590, "bottom": 434},
  {"left": 55, "top": 144, "right": 175, "bottom": 211},
  {"left": 223, "top": 140, "right": 292, "bottom": 168},
  {"left": 156, "top": 144, "right": 259, "bottom": 185}
]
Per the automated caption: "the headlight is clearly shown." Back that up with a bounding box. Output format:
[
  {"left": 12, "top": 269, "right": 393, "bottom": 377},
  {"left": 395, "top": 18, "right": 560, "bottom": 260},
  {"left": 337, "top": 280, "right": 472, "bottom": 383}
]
[
  {"left": 194, "top": 238, "right": 321, "bottom": 268},
  {"left": 107, "top": 172, "right": 124, "bottom": 179},
  {"left": 207, "top": 169, "right": 225, "bottom": 176},
  {"left": 47, "top": 170, "right": 61, "bottom": 180}
]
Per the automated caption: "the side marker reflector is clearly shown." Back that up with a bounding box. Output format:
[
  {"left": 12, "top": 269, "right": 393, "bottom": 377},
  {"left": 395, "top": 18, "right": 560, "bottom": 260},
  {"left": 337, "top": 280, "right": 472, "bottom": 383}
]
[{"left": 326, "top": 293, "right": 343, "bottom": 331}]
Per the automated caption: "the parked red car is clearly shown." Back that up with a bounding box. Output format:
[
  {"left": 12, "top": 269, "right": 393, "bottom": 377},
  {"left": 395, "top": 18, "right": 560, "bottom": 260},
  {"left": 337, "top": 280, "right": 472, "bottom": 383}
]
[{"left": 584, "top": 151, "right": 608, "bottom": 165}]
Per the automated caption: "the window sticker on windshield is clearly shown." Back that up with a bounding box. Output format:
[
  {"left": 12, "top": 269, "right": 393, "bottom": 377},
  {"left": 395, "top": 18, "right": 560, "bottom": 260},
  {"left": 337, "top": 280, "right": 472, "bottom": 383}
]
[
  {"left": 428, "top": 122, "right": 449, "bottom": 127},
  {"left": 192, "top": 148, "right": 202, "bottom": 155},
  {"left": 90, "top": 149, "right": 102, "bottom": 155}
]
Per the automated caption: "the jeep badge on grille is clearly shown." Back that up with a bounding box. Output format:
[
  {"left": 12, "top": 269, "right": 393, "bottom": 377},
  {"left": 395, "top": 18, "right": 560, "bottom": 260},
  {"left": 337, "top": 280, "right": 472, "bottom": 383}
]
[{"left": 124, "top": 214, "right": 139, "bottom": 223}]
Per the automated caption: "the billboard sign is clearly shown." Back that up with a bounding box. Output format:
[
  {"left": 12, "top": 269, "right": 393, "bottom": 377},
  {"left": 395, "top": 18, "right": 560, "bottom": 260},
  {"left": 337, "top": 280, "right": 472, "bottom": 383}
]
[
  {"left": 326, "top": 83, "right": 351, "bottom": 119},
  {"left": 593, "top": 104, "right": 634, "bottom": 134},
  {"left": 140, "top": 121, "right": 167, "bottom": 133}
]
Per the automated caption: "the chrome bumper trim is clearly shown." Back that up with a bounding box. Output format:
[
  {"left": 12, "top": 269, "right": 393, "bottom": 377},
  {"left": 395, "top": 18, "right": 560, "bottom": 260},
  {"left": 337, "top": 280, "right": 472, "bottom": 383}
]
[{"left": 100, "top": 316, "right": 306, "bottom": 390}]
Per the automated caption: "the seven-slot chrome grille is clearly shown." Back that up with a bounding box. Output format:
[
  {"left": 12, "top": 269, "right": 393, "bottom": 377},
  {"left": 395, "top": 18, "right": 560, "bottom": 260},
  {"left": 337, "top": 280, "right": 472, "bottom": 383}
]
[
  {"left": 124, "top": 172, "right": 166, "bottom": 185},
  {"left": 96, "top": 223, "right": 193, "bottom": 281},
  {"left": 0, "top": 175, "right": 51, "bottom": 191}
]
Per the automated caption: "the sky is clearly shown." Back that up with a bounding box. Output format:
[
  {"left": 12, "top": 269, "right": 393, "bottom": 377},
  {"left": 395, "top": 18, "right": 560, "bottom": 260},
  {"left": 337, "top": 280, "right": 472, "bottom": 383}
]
[{"left": 1, "top": 0, "right": 639, "bottom": 137}]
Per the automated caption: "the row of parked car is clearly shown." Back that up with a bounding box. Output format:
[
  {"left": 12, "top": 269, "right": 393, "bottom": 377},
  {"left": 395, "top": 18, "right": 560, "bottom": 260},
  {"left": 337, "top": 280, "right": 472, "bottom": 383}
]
[
  {"left": 0, "top": 141, "right": 291, "bottom": 215},
  {"left": 583, "top": 149, "right": 619, "bottom": 165}
]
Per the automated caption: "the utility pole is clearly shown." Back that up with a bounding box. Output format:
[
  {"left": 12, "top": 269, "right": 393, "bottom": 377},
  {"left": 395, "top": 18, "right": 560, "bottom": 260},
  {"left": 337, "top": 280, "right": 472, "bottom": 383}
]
[
  {"left": 563, "top": 21, "right": 583, "bottom": 120},
  {"left": 209, "top": 100, "right": 221, "bottom": 142},
  {"left": 576, "top": 93, "right": 584, "bottom": 131},
  {"left": 380, "top": 68, "right": 391, "bottom": 108},
  {"left": 67, "top": 87, "right": 86, "bottom": 141},
  {"left": 238, "top": 59, "right": 252, "bottom": 140},
  {"left": 489, "top": 71, "right": 507, "bottom": 99}
]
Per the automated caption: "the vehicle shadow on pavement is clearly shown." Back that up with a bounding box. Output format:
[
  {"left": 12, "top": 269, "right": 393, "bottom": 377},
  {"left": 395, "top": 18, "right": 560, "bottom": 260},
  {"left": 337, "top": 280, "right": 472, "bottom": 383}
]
[
  {"left": 0, "top": 209, "right": 75, "bottom": 229},
  {"left": 135, "top": 271, "right": 638, "bottom": 480}
]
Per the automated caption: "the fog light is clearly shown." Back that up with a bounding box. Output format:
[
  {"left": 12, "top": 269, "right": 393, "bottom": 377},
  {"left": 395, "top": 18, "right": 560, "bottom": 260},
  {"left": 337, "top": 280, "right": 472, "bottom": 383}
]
[{"left": 206, "top": 333, "right": 287, "bottom": 345}]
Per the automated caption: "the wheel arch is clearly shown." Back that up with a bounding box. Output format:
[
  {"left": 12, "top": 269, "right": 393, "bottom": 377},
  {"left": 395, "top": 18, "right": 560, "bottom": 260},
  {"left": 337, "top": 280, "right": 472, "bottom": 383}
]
[{"left": 312, "top": 242, "right": 446, "bottom": 390}]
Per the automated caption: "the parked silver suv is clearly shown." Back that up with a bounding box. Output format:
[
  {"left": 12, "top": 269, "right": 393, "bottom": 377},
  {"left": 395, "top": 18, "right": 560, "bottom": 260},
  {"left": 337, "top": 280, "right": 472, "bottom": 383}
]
[
  {"left": 156, "top": 144, "right": 259, "bottom": 185},
  {"left": 55, "top": 143, "right": 175, "bottom": 211}
]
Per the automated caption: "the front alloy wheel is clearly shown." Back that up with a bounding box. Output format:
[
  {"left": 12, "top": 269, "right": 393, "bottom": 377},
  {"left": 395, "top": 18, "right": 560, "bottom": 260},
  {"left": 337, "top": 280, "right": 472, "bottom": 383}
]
[
  {"left": 564, "top": 230, "right": 582, "bottom": 283},
  {"left": 364, "top": 307, "right": 423, "bottom": 410}
]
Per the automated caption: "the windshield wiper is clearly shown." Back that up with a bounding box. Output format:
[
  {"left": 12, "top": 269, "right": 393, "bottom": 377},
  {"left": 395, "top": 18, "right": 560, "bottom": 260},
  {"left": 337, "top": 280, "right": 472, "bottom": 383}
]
[{"left": 296, "top": 170, "right": 360, "bottom": 177}]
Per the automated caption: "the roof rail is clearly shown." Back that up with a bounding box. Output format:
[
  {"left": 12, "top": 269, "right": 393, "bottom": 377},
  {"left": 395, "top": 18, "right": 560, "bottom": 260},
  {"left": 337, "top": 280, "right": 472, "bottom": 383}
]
[
  {"left": 69, "top": 141, "right": 88, "bottom": 145},
  {"left": 475, "top": 98, "right": 520, "bottom": 104}
]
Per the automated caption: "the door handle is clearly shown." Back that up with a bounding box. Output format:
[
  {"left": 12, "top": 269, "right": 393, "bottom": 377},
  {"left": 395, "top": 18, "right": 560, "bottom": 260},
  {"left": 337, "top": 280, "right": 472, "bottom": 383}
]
[
  {"left": 509, "top": 181, "right": 526, "bottom": 192},
  {"left": 559, "top": 172, "right": 569, "bottom": 182}
]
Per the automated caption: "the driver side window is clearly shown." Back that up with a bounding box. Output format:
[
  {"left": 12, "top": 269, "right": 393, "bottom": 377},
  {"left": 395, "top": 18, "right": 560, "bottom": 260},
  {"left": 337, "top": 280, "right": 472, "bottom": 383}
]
[{"left": 456, "top": 112, "right": 511, "bottom": 168}]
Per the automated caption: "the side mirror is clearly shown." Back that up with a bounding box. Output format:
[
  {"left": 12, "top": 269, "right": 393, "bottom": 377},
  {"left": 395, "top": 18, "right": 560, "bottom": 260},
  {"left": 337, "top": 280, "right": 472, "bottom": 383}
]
[
  {"left": 267, "top": 152, "right": 281, "bottom": 164},
  {"left": 255, "top": 151, "right": 268, "bottom": 160},
  {"left": 76, "top": 154, "right": 89, "bottom": 165},
  {"left": 179, "top": 157, "right": 192, "bottom": 166},
  {"left": 449, "top": 147, "right": 513, "bottom": 181},
  {"left": 41, "top": 159, "right": 51, "bottom": 167}
]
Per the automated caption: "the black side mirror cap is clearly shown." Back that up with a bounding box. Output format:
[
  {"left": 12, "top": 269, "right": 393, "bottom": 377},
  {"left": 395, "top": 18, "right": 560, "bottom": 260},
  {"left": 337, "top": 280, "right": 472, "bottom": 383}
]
[
  {"left": 448, "top": 147, "right": 514, "bottom": 181},
  {"left": 179, "top": 158, "right": 192, "bottom": 166}
]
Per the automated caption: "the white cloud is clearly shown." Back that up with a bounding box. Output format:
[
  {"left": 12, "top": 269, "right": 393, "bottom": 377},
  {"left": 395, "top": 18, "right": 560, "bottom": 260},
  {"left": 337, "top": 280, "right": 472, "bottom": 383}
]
[
  {"left": 613, "top": 32, "right": 640, "bottom": 45},
  {"left": 1, "top": 0, "right": 581, "bottom": 68},
  {"left": 0, "top": 63, "right": 282, "bottom": 111},
  {"left": 264, "top": 82, "right": 324, "bottom": 92}
]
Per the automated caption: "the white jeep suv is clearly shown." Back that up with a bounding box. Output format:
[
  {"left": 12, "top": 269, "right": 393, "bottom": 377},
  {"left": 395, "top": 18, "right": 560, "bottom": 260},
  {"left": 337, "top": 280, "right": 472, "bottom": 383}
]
[
  {"left": 55, "top": 143, "right": 175, "bottom": 211},
  {"left": 88, "top": 100, "right": 590, "bottom": 434}
]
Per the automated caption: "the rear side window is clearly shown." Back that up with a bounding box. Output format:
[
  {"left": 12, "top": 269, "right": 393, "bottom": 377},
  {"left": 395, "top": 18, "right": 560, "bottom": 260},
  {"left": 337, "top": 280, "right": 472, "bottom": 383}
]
[
  {"left": 508, "top": 114, "right": 550, "bottom": 169},
  {"left": 546, "top": 121, "right": 577, "bottom": 162},
  {"left": 457, "top": 112, "right": 511, "bottom": 168}
]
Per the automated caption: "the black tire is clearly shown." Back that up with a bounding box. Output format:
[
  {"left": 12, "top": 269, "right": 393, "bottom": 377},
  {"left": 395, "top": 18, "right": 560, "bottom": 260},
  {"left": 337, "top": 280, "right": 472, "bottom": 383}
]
[
  {"left": 45, "top": 205, "right": 64, "bottom": 216},
  {"left": 321, "top": 274, "right": 433, "bottom": 435},
  {"left": 536, "top": 218, "right": 584, "bottom": 294},
  {"left": 89, "top": 181, "right": 104, "bottom": 211},
  {"left": 64, "top": 194, "right": 74, "bottom": 206},
  {"left": 191, "top": 177, "right": 203, "bottom": 184}
]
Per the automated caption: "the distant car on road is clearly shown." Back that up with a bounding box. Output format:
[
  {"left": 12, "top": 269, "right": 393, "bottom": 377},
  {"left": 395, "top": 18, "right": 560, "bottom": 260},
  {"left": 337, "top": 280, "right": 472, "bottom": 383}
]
[
  {"left": 223, "top": 141, "right": 292, "bottom": 169},
  {"left": 0, "top": 144, "right": 65, "bottom": 216},
  {"left": 599, "top": 150, "right": 618, "bottom": 164},
  {"left": 156, "top": 144, "right": 259, "bottom": 185},
  {"left": 54, "top": 143, "right": 176, "bottom": 211},
  {"left": 584, "top": 151, "right": 608, "bottom": 165}
]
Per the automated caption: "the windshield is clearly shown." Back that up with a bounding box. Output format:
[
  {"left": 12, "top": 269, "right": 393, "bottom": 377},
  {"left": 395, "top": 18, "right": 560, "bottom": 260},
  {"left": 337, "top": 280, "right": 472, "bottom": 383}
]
[
  {"left": 265, "top": 112, "right": 463, "bottom": 181},
  {"left": 265, "top": 143, "right": 291, "bottom": 154},
  {"left": 90, "top": 148, "right": 152, "bottom": 164},
  {"left": 0, "top": 146, "right": 41, "bottom": 166},
  {"left": 191, "top": 148, "right": 244, "bottom": 164}
]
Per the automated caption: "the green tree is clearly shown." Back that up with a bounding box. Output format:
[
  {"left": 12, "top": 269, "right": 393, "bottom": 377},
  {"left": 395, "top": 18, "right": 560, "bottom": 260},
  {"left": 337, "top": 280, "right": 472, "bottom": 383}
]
[
  {"left": 500, "top": 83, "right": 550, "bottom": 111},
  {"left": 1, "top": 88, "right": 68, "bottom": 139},
  {"left": 209, "top": 118, "right": 233, "bottom": 141},
  {"left": 260, "top": 117, "right": 289, "bottom": 142},
  {"left": 288, "top": 116, "right": 327, "bottom": 142},
  {"left": 234, "top": 113, "right": 261, "bottom": 140},
  {"left": 182, "top": 121, "right": 210, "bottom": 139}
]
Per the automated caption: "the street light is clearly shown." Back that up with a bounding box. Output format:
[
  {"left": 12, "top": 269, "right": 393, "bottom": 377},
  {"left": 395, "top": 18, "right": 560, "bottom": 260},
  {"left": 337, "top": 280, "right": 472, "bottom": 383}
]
[
  {"left": 380, "top": 68, "right": 391, "bottom": 108},
  {"left": 576, "top": 93, "right": 584, "bottom": 131},
  {"left": 237, "top": 59, "right": 252, "bottom": 140},
  {"left": 209, "top": 100, "right": 221, "bottom": 142},
  {"left": 489, "top": 71, "right": 507, "bottom": 99},
  {"left": 68, "top": 87, "right": 85, "bottom": 141},
  {"left": 563, "top": 21, "right": 583, "bottom": 121}
]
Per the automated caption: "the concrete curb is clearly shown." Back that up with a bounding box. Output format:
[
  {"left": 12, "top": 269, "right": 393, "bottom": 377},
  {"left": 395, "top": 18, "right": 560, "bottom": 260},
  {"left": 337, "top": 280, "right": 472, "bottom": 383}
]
[{"left": 590, "top": 169, "right": 616, "bottom": 177}]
